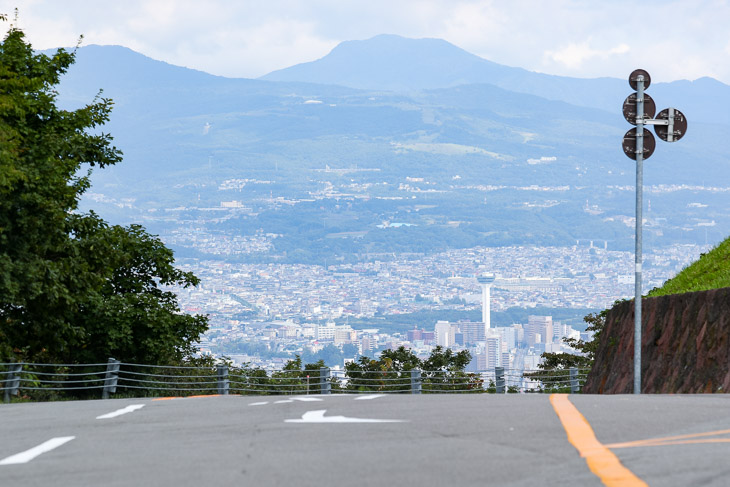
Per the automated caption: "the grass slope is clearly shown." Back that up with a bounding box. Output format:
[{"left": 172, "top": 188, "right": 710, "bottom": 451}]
[{"left": 648, "top": 236, "right": 730, "bottom": 297}]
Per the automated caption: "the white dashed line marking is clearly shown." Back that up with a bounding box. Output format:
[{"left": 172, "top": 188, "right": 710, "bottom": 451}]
[
  {"left": 0, "top": 437, "right": 75, "bottom": 465},
  {"left": 273, "top": 397, "right": 325, "bottom": 405},
  {"left": 249, "top": 401, "right": 269, "bottom": 406},
  {"left": 96, "top": 404, "right": 145, "bottom": 419},
  {"left": 354, "top": 394, "right": 385, "bottom": 401}
]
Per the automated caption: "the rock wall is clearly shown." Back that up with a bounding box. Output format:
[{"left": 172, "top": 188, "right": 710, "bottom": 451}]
[{"left": 583, "top": 287, "right": 730, "bottom": 394}]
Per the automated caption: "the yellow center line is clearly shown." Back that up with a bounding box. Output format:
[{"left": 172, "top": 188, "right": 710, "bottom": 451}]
[
  {"left": 605, "top": 428, "right": 730, "bottom": 449},
  {"left": 620, "top": 438, "right": 730, "bottom": 448},
  {"left": 609, "top": 438, "right": 730, "bottom": 449},
  {"left": 550, "top": 394, "right": 648, "bottom": 487}
]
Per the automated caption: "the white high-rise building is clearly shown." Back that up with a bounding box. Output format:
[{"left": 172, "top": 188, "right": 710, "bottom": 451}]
[
  {"left": 459, "top": 321, "right": 485, "bottom": 344},
  {"left": 477, "top": 273, "right": 495, "bottom": 335},
  {"left": 497, "top": 326, "right": 517, "bottom": 350},
  {"left": 434, "top": 321, "right": 453, "bottom": 348},
  {"left": 512, "top": 324, "right": 524, "bottom": 345},
  {"left": 315, "top": 321, "right": 337, "bottom": 340},
  {"left": 527, "top": 315, "right": 553, "bottom": 346},
  {"left": 485, "top": 332, "right": 502, "bottom": 369},
  {"left": 501, "top": 339, "right": 511, "bottom": 370}
]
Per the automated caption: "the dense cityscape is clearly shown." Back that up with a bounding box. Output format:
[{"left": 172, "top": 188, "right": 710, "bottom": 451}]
[{"left": 164, "top": 228, "right": 708, "bottom": 373}]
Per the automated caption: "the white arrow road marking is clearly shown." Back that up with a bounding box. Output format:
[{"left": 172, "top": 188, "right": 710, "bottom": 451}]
[
  {"left": 0, "top": 437, "right": 75, "bottom": 465},
  {"left": 285, "top": 410, "right": 406, "bottom": 423},
  {"left": 96, "top": 404, "right": 145, "bottom": 419},
  {"left": 354, "top": 394, "right": 385, "bottom": 401}
]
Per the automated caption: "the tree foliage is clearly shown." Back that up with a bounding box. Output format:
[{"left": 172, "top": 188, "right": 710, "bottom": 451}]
[
  {"left": 0, "top": 18, "right": 208, "bottom": 364},
  {"left": 535, "top": 308, "right": 608, "bottom": 371},
  {"left": 344, "top": 346, "right": 481, "bottom": 392},
  {"left": 522, "top": 309, "right": 608, "bottom": 393},
  {"left": 301, "top": 343, "right": 347, "bottom": 367}
]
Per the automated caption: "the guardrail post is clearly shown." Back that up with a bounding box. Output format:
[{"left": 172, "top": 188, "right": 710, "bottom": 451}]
[
  {"left": 102, "top": 358, "right": 120, "bottom": 399},
  {"left": 410, "top": 369, "right": 422, "bottom": 394},
  {"left": 495, "top": 367, "right": 505, "bottom": 394},
  {"left": 217, "top": 365, "right": 230, "bottom": 395},
  {"left": 570, "top": 367, "right": 579, "bottom": 393},
  {"left": 320, "top": 367, "right": 331, "bottom": 395},
  {"left": 3, "top": 363, "right": 23, "bottom": 403}
]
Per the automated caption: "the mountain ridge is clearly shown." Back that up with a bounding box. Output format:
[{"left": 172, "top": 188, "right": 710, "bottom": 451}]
[
  {"left": 260, "top": 34, "right": 730, "bottom": 119},
  {"left": 47, "top": 36, "right": 730, "bottom": 125},
  {"left": 261, "top": 33, "right": 529, "bottom": 92}
]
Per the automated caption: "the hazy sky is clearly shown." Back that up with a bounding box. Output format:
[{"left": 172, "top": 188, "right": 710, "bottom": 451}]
[{"left": 3, "top": 0, "right": 730, "bottom": 83}]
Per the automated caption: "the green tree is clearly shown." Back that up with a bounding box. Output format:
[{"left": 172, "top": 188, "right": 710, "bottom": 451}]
[
  {"left": 71, "top": 222, "right": 208, "bottom": 364},
  {"left": 271, "top": 355, "right": 338, "bottom": 394},
  {"left": 380, "top": 346, "right": 422, "bottom": 370},
  {"left": 0, "top": 17, "right": 208, "bottom": 364},
  {"left": 341, "top": 342, "right": 359, "bottom": 359},
  {"left": 420, "top": 346, "right": 480, "bottom": 392},
  {"left": 345, "top": 346, "right": 481, "bottom": 393},
  {"left": 302, "top": 343, "right": 344, "bottom": 367},
  {"left": 421, "top": 345, "right": 471, "bottom": 371},
  {"left": 526, "top": 308, "right": 609, "bottom": 392},
  {"left": 536, "top": 308, "right": 608, "bottom": 371},
  {"left": 345, "top": 346, "right": 418, "bottom": 392}
]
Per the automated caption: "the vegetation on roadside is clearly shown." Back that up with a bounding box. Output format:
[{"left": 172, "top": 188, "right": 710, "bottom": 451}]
[
  {"left": 0, "top": 14, "right": 207, "bottom": 365},
  {"left": 2, "top": 346, "right": 484, "bottom": 402},
  {"left": 647, "top": 236, "right": 730, "bottom": 297},
  {"left": 527, "top": 309, "right": 607, "bottom": 392},
  {"left": 345, "top": 346, "right": 482, "bottom": 393}
]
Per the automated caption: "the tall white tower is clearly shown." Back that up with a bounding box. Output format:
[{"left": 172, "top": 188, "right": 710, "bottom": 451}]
[{"left": 477, "top": 273, "right": 495, "bottom": 334}]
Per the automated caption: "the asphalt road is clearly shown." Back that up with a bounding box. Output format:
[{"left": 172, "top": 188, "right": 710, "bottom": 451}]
[{"left": 1, "top": 393, "right": 730, "bottom": 486}]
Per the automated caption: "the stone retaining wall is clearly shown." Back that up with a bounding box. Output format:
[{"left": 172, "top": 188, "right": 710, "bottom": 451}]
[{"left": 583, "top": 287, "right": 730, "bottom": 393}]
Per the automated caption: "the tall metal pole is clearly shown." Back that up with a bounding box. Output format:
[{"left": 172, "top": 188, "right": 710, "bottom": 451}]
[
  {"left": 623, "top": 69, "right": 687, "bottom": 393},
  {"left": 634, "top": 76, "right": 645, "bottom": 395}
]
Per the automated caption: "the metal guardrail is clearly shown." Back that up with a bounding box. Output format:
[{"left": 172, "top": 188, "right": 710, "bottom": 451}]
[{"left": 1, "top": 360, "right": 589, "bottom": 402}]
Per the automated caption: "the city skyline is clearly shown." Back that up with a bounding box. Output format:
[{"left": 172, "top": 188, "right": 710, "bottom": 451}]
[{"left": 176, "top": 240, "right": 708, "bottom": 371}]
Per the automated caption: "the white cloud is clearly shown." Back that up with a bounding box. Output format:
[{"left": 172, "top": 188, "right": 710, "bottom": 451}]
[
  {"left": 439, "top": 2, "right": 507, "bottom": 47},
  {"left": 545, "top": 42, "right": 630, "bottom": 70},
  {"left": 148, "top": 18, "right": 338, "bottom": 78}
]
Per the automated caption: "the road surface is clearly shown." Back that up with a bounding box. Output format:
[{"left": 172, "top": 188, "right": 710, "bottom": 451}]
[{"left": 2, "top": 393, "right": 730, "bottom": 486}]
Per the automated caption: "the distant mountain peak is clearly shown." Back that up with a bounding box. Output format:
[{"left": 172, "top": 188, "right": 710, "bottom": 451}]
[
  {"left": 329, "top": 33, "right": 468, "bottom": 52},
  {"left": 260, "top": 34, "right": 510, "bottom": 92}
]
